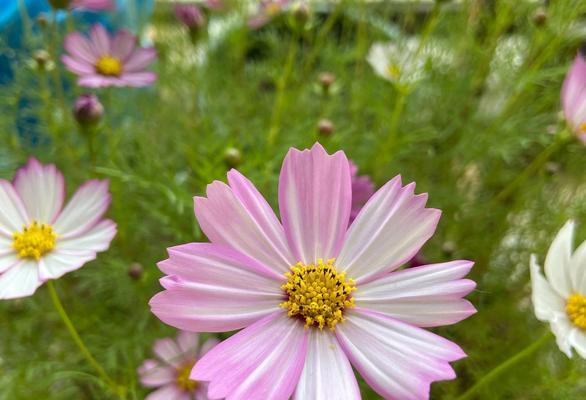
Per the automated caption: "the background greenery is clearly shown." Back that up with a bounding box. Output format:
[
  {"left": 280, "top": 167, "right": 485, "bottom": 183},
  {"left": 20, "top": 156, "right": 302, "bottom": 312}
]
[{"left": 1, "top": 0, "right": 586, "bottom": 398}]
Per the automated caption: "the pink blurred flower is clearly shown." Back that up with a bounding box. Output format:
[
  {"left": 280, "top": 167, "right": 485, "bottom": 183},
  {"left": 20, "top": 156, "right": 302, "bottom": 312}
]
[
  {"left": 49, "top": 0, "right": 114, "bottom": 11},
  {"left": 138, "top": 331, "right": 219, "bottom": 400},
  {"left": 150, "top": 143, "right": 476, "bottom": 399},
  {"left": 0, "top": 158, "right": 116, "bottom": 299},
  {"left": 349, "top": 160, "right": 374, "bottom": 224},
  {"left": 562, "top": 52, "right": 586, "bottom": 144},
  {"left": 174, "top": 4, "right": 206, "bottom": 29},
  {"left": 248, "top": 0, "right": 289, "bottom": 30},
  {"left": 62, "top": 24, "right": 157, "bottom": 88},
  {"left": 203, "top": 0, "right": 225, "bottom": 12}
]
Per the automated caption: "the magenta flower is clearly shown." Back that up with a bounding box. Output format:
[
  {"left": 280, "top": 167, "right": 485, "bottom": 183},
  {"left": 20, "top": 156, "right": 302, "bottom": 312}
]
[
  {"left": 49, "top": 0, "right": 114, "bottom": 11},
  {"left": 138, "top": 331, "right": 219, "bottom": 400},
  {"left": 562, "top": 52, "right": 586, "bottom": 144},
  {"left": 247, "top": 0, "right": 289, "bottom": 30},
  {"left": 0, "top": 159, "right": 116, "bottom": 299},
  {"left": 349, "top": 160, "right": 374, "bottom": 224},
  {"left": 174, "top": 4, "right": 206, "bottom": 29},
  {"left": 150, "top": 144, "right": 476, "bottom": 399},
  {"left": 62, "top": 24, "right": 157, "bottom": 88}
]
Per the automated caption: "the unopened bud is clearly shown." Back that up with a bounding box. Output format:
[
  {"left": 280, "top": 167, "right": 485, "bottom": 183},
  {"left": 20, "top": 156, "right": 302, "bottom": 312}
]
[
  {"left": 33, "top": 50, "right": 51, "bottom": 70},
  {"left": 532, "top": 8, "right": 547, "bottom": 27},
  {"left": 224, "top": 147, "right": 242, "bottom": 168},
  {"left": 317, "top": 119, "right": 334, "bottom": 136},
  {"left": 73, "top": 94, "right": 104, "bottom": 128},
  {"left": 128, "top": 263, "right": 144, "bottom": 280}
]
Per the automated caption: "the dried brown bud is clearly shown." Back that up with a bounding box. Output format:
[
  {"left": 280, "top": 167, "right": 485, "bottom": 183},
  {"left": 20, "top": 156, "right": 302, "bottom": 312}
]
[{"left": 317, "top": 119, "right": 335, "bottom": 136}]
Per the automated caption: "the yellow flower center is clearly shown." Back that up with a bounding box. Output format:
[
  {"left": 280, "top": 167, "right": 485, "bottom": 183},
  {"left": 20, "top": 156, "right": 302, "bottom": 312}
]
[
  {"left": 12, "top": 221, "right": 57, "bottom": 260},
  {"left": 579, "top": 122, "right": 586, "bottom": 133},
  {"left": 280, "top": 258, "right": 356, "bottom": 330},
  {"left": 95, "top": 56, "right": 122, "bottom": 77},
  {"left": 176, "top": 361, "right": 198, "bottom": 392},
  {"left": 566, "top": 293, "right": 586, "bottom": 330},
  {"left": 387, "top": 64, "right": 401, "bottom": 78}
]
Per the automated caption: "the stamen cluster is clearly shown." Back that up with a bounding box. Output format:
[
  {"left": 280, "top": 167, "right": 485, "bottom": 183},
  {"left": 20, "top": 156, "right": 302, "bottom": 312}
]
[
  {"left": 566, "top": 293, "right": 586, "bottom": 330},
  {"left": 176, "top": 361, "right": 198, "bottom": 392},
  {"left": 280, "top": 258, "right": 356, "bottom": 330},
  {"left": 96, "top": 56, "right": 122, "bottom": 76},
  {"left": 12, "top": 221, "right": 57, "bottom": 260}
]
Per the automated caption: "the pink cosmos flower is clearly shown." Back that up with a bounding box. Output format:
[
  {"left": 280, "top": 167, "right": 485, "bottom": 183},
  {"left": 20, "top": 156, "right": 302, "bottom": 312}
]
[
  {"left": 175, "top": 4, "right": 206, "bottom": 29},
  {"left": 0, "top": 159, "right": 116, "bottom": 299},
  {"left": 62, "top": 24, "right": 157, "bottom": 88},
  {"left": 349, "top": 160, "right": 374, "bottom": 224},
  {"left": 561, "top": 52, "right": 586, "bottom": 145},
  {"left": 150, "top": 143, "right": 476, "bottom": 399},
  {"left": 49, "top": 0, "right": 114, "bottom": 11},
  {"left": 247, "top": 0, "right": 289, "bottom": 30},
  {"left": 138, "top": 331, "right": 219, "bottom": 400}
]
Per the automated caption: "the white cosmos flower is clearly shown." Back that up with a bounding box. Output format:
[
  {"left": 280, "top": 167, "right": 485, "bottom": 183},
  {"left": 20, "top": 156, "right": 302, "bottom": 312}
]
[
  {"left": 0, "top": 158, "right": 116, "bottom": 299},
  {"left": 530, "top": 220, "right": 586, "bottom": 358}
]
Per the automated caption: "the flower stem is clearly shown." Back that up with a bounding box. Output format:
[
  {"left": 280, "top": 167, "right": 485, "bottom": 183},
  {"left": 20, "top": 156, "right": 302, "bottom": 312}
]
[
  {"left": 47, "top": 281, "right": 123, "bottom": 398},
  {"left": 456, "top": 331, "right": 553, "bottom": 400}
]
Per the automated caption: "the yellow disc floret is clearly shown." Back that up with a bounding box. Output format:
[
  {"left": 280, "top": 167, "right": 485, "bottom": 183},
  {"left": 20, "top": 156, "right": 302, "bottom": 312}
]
[
  {"left": 566, "top": 293, "right": 586, "bottom": 331},
  {"left": 95, "top": 56, "right": 122, "bottom": 77},
  {"left": 280, "top": 258, "right": 356, "bottom": 330},
  {"left": 13, "top": 221, "right": 57, "bottom": 260},
  {"left": 387, "top": 64, "right": 401, "bottom": 78},
  {"left": 176, "top": 361, "right": 198, "bottom": 392}
]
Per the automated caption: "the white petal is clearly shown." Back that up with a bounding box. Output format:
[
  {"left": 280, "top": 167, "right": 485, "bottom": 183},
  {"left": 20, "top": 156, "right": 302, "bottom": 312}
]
[
  {"left": 569, "top": 329, "right": 586, "bottom": 359},
  {"left": 544, "top": 221, "right": 574, "bottom": 297},
  {"left": 294, "top": 330, "right": 360, "bottom": 400},
  {"left": 38, "top": 249, "right": 96, "bottom": 281},
  {"left": 530, "top": 255, "right": 565, "bottom": 322},
  {"left": 53, "top": 180, "right": 111, "bottom": 239},
  {"left": 0, "top": 180, "right": 29, "bottom": 236},
  {"left": 570, "top": 239, "right": 586, "bottom": 293},
  {"left": 13, "top": 158, "right": 65, "bottom": 224},
  {"left": 0, "top": 259, "right": 42, "bottom": 299},
  {"left": 0, "top": 251, "right": 19, "bottom": 274},
  {"left": 550, "top": 316, "right": 574, "bottom": 358},
  {"left": 57, "top": 219, "right": 116, "bottom": 252}
]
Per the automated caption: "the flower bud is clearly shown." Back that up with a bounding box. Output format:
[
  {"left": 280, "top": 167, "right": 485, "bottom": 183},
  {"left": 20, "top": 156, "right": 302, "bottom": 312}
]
[
  {"left": 73, "top": 94, "right": 104, "bottom": 128},
  {"left": 224, "top": 147, "right": 242, "bottom": 168},
  {"left": 532, "top": 8, "right": 547, "bottom": 27},
  {"left": 317, "top": 119, "right": 334, "bottom": 136},
  {"left": 33, "top": 50, "right": 51, "bottom": 70},
  {"left": 128, "top": 263, "right": 144, "bottom": 280},
  {"left": 288, "top": 1, "right": 311, "bottom": 32}
]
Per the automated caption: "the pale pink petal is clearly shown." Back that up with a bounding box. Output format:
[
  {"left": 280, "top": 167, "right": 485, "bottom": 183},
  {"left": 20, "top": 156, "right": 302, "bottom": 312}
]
[
  {"left": 198, "top": 337, "right": 220, "bottom": 358},
  {"left": 355, "top": 260, "right": 476, "bottom": 327},
  {"left": 278, "top": 143, "right": 352, "bottom": 264},
  {"left": 119, "top": 72, "right": 157, "bottom": 87},
  {"left": 123, "top": 48, "right": 157, "bottom": 72},
  {"left": 0, "top": 259, "right": 42, "bottom": 299},
  {"left": 38, "top": 249, "right": 96, "bottom": 281},
  {"left": 90, "top": 24, "right": 110, "bottom": 56},
  {"left": 337, "top": 176, "right": 441, "bottom": 284},
  {"left": 53, "top": 180, "right": 111, "bottom": 239},
  {"left": 293, "top": 330, "right": 360, "bottom": 400},
  {"left": 248, "top": 14, "right": 269, "bottom": 29},
  {"left": 77, "top": 75, "right": 120, "bottom": 88},
  {"left": 562, "top": 54, "right": 586, "bottom": 129},
  {"left": 336, "top": 309, "right": 465, "bottom": 400},
  {"left": 111, "top": 30, "right": 137, "bottom": 61},
  {"left": 530, "top": 255, "right": 565, "bottom": 322},
  {"left": 57, "top": 219, "right": 116, "bottom": 252},
  {"left": 0, "top": 252, "right": 19, "bottom": 274},
  {"left": 151, "top": 243, "right": 282, "bottom": 332},
  {"left": 62, "top": 55, "right": 96, "bottom": 76},
  {"left": 176, "top": 331, "right": 199, "bottom": 356},
  {"left": 0, "top": 180, "right": 29, "bottom": 236},
  {"left": 145, "top": 384, "right": 191, "bottom": 400},
  {"left": 544, "top": 221, "right": 574, "bottom": 297},
  {"left": 70, "top": 0, "right": 115, "bottom": 11},
  {"left": 194, "top": 172, "right": 294, "bottom": 275},
  {"left": 138, "top": 359, "right": 176, "bottom": 387},
  {"left": 191, "top": 312, "right": 308, "bottom": 400},
  {"left": 64, "top": 32, "right": 98, "bottom": 65},
  {"left": 13, "top": 158, "right": 65, "bottom": 224},
  {"left": 153, "top": 337, "right": 185, "bottom": 368}
]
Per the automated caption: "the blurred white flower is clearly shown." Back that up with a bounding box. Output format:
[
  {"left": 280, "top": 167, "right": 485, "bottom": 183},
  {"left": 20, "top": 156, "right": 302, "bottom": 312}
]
[{"left": 530, "top": 220, "right": 586, "bottom": 358}]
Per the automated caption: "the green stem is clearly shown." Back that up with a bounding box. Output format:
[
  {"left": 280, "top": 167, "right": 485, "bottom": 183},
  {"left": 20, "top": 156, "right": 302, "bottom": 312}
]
[
  {"left": 493, "top": 133, "right": 569, "bottom": 203},
  {"left": 456, "top": 331, "right": 553, "bottom": 400},
  {"left": 47, "top": 281, "right": 123, "bottom": 398}
]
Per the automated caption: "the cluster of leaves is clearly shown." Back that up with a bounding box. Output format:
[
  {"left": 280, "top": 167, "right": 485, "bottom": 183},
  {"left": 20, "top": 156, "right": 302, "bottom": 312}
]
[{"left": 1, "top": 0, "right": 586, "bottom": 399}]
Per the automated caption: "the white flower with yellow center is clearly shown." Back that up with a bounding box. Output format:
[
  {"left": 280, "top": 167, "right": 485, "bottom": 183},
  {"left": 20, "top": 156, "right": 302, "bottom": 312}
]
[
  {"left": 0, "top": 158, "right": 116, "bottom": 299},
  {"left": 531, "top": 220, "right": 586, "bottom": 358}
]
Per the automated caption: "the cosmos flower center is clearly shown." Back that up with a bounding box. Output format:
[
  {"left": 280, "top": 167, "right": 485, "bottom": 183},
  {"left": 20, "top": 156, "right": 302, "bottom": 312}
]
[
  {"left": 280, "top": 258, "right": 356, "bottom": 330},
  {"left": 95, "top": 55, "right": 122, "bottom": 77},
  {"left": 176, "top": 361, "right": 198, "bottom": 392},
  {"left": 387, "top": 64, "right": 401, "bottom": 78},
  {"left": 566, "top": 293, "right": 586, "bottom": 330},
  {"left": 12, "top": 221, "right": 57, "bottom": 260},
  {"left": 580, "top": 122, "right": 586, "bottom": 133}
]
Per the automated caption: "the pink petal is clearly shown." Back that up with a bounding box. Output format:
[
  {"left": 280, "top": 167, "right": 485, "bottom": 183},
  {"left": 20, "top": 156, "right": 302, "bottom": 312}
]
[
  {"left": 57, "top": 219, "right": 116, "bottom": 252},
  {"left": 0, "top": 180, "right": 29, "bottom": 235},
  {"left": 111, "top": 29, "right": 136, "bottom": 61},
  {"left": 77, "top": 74, "right": 119, "bottom": 88},
  {"left": 337, "top": 176, "right": 441, "bottom": 284},
  {"left": 336, "top": 309, "right": 465, "bottom": 400},
  {"left": 63, "top": 32, "right": 98, "bottom": 65},
  {"left": 38, "top": 249, "right": 96, "bottom": 281},
  {"left": 544, "top": 220, "right": 574, "bottom": 297},
  {"left": 123, "top": 48, "right": 157, "bottom": 72},
  {"left": 0, "top": 259, "right": 42, "bottom": 300},
  {"left": 62, "top": 55, "right": 96, "bottom": 76},
  {"left": 145, "top": 384, "right": 191, "bottom": 400},
  {"left": 355, "top": 260, "right": 476, "bottom": 327},
  {"left": 151, "top": 243, "right": 283, "bottom": 332},
  {"left": 118, "top": 72, "right": 157, "bottom": 87},
  {"left": 70, "top": 0, "right": 115, "bottom": 11},
  {"left": 13, "top": 158, "right": 65, "bottom": 224},
  {"left": 293, "top": 330, "right": 360, "bottom": 400},
  {"left": 191, "top": 312, "right": 308, "bottom": 400},
  {"left": 90, "top": 24, "right": 111, "bottom": 55},
  {"left": 278, "top": 143, "right": 352, "bottom": 264},
  {"left": 138, "top": 359, "right": 176, "bottom": 387},
  {"left": 53, "top": 180, "right": 111, "bottom": 239},
  {"left": 176, "top": 330, "right": 199, "bottom": 355},
  {"left": 198, "top": 336, "right": 220, "bottom": 358},
  {"left": 194, "top": 171, "right": 294, "bottom": 275},
  {"left": 562, "top": 54, "right": 586, "bottom": 129},
  {"left": 153, "top": 337, "right": 186, "bottom": 368}
]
